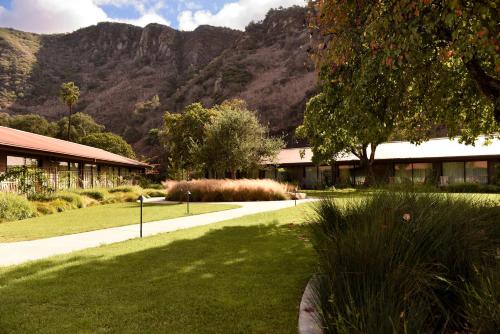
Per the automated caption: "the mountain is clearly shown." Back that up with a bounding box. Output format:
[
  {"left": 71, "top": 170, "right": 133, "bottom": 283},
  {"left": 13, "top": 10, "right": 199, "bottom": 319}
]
[{"left": 0, "top": 6, "right": 317, "bottom": 158}]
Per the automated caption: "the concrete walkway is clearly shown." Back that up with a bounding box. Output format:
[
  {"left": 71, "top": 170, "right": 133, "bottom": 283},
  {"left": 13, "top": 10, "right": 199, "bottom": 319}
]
[{"left": 0, "top": 199, "right": 315, "bottom": 267}]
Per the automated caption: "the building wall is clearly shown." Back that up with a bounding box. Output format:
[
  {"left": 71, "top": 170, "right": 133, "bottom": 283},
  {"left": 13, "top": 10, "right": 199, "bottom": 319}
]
[{"left": 262, "top": 158, "right": 499, "bottom": 189}]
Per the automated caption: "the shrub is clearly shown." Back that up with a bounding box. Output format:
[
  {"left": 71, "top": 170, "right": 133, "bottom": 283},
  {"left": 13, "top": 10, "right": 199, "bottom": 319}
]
[
  {"left": 443, "top": 182, "right": 500, "bottom": 193},
  {"left": 145, "top": 189, "right": 166, "bottom": 197},
  {"left": 0, "top": 193, "right": 37, "bottom": 222},
  {"left": 27, "top": 192, "right": 56, "bottom": 202},
  {"left": 108, "top": 186, "right": 139, "bottom": 193},
  {"left": 310, "top": 191, "right": 500, "bottom": 333},
  {"left": 55, "top": 192, "right": 84, "bottom": 208},
  {"left": 80, "top": 189, "right": 108, "bottom": 201},
  {"left": 163, "top": 179, "right": 292, "bottom": 202}
]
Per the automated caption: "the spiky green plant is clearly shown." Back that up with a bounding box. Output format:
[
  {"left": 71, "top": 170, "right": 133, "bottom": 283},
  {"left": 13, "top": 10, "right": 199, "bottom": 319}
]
[{"left": 310, "top": 192, "right": 500, "bottom": 333}]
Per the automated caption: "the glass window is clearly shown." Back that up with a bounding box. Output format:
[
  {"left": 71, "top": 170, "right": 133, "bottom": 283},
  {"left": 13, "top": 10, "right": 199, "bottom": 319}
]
[
  {"left": 7, "top": 156, "right": 38, "bottom": 167},
  {"left": 465, "top": 161, "right": 488, "bottom": 184},
  {"left": 443, "top": 162, "right": 465, "bottom": 184},
  {"left": 492, "top": 162, "right": 500, "bottom": 186},
  {"left": 353, "top": 167, "right": 366, "bottom": 185},
  {"left": 395, "top": 163, "right": 412, "bottom": 183},
  {"left": 319, "top": 166, "right": 333, "bottom": 186},
  {"left": 305, "top": 166, "right": 318, "bottom": 188},
  {"left": 58, "top": 161, "right": 69, "bottom": 171},
  {"left": 412, "top": 163, "right": 433, "bottom": 184},
  {"left": 338, "top": 165, "right": 354, "bottom": 186}
]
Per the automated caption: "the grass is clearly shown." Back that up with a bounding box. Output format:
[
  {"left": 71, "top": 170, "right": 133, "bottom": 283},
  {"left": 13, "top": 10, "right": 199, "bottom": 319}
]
[
  {"left": 164, "top": 179, "right": 293, "bottom": 202},
  {"left": 0, "top": 204, "right": 315, "bottom": 334},
  {"left": 310, "top": 192, "right": 500, "bottom": 333},
  {"left": 0, "top": 202, "right": 239, "bottom": 242}
]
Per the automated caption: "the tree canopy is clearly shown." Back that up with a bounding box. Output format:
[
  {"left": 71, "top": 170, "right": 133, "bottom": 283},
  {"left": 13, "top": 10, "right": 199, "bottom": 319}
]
[
  {"left": 308, "top": 0, "right": 499, "bottom": 142},
  {"left": 200, "top": 100, "right": 284, "bottom": 178},
  {"left": 299, "top": 0, "right": 499, "bottom": 183},
  {"left": 80, "top": 132, "right": 136, "bottom": 159},
  {"left": 59, "top": 82, "right": 80, "bottom": 141},
  {"left": 1, "top": 114, "right": 56, "bottom": 136},
  {"left": 55, "top": 112, "right": 105, "bottom": 143},
  {"left": 161, "top": 100, "right": 284, "bottom": 178},
  {"left": 161, "top": 103, "right": 218, "bottom": 176}
]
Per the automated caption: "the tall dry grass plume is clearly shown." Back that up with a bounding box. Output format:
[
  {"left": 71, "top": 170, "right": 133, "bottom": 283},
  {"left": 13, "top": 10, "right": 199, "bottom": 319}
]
[{"left": 163, "top": 179, "right": 294, "bottom": 202}]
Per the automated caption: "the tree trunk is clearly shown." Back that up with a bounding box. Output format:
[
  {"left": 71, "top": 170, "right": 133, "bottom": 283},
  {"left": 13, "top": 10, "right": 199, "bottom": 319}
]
[
  {"left": 67, "top": 104, "right": 72, "bottom": 141},
  {"left": 465, "top": 56, "right": 500, "bottom": 122}
]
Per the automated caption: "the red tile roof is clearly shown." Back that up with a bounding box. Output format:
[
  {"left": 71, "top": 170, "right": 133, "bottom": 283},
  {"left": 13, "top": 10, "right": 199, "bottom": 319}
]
[{"left": 0, "top": 126, "right": 149, "bottom": 168}]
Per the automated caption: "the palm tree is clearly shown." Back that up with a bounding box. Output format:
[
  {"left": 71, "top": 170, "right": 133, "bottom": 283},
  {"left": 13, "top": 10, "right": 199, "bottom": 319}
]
[{"left": 59, "top": 82, "right": 80, "bottom": 141}]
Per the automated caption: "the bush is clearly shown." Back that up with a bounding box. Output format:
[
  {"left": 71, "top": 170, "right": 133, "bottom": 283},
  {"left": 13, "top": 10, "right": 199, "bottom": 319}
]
[
  {"left": 0, "top": 193, "right": 37, "bottom": 222},
  {"left": 55, "top": 192, "right": 84, "bottom": 208},
  {"left": 80, "top": 189, "right": 108, "bottom": 201},
  {"left": 145, "top": 189, "right": 166, "bottom": 197},
  {"left": 108, "top": 186, "right": 139, "bottom": 193},
  {"left": 164, "top": 179, "right": 292, "bottom": 202},
  {"left": 443, "top": 182, "right": 500, "bottom": 193},
  {"left": 310, "top": 191, "right": 500, "bottom": 333}
]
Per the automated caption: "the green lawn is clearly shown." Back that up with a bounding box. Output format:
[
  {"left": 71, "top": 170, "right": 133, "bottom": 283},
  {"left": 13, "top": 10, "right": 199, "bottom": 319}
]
[
  {"left": 0, "top": 204, "right": 315, "bottom": 334},
  {"left": 0, "top": 202, "right": 239, "bottom": 242}
]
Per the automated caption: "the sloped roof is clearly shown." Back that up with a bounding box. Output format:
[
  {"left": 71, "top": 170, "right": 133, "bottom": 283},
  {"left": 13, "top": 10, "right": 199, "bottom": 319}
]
[
  {"left": 0, "top": 126, "right": 149, "bottom": 168},
  {"left": 276, "top": 136, "right": 500, "bottom": 165}
]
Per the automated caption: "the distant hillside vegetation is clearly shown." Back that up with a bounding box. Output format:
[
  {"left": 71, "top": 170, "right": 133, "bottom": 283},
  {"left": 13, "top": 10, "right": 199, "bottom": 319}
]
[{"left": 0, "top": 6, "right": 317, "bottom": 158}]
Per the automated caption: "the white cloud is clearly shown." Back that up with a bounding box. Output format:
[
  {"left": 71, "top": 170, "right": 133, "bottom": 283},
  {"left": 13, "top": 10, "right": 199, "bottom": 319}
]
[
  {"left": 0, "top": 0, "right": 170, "bottom": 34},
  {"left": 178, "top": 0, "right": 305, "bottom": 31}
]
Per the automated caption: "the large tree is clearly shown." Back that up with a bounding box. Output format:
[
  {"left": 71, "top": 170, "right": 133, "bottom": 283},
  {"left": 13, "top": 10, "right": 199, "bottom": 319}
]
[
  {"left": 200, "top": 100, "right": 284, "bottom": 178},
  {"left": 161, "top": 100, "right": 284, "bottom": 179},
  {"left": 59, "top": 82, "right": 80, "bottom": 141},
  {"left": 55, "top": 112, "right": 104, "bottom": 143},
  {"left": 308, "top": 0, "right": 499, "bottom": 142},
  {"left": 80, "top": 132, "right": 136, "bottom": 159},
  {"left": 5, "top": 114, "right": 57, "bottom": 136},
  {"left": 161, "top": 103, "right": 218, "bottom": 178}
]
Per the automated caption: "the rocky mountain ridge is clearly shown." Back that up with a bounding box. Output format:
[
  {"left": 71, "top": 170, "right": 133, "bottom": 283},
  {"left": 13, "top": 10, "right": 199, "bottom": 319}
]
[{"left": 0, "top": 6, "right": 317, "bottom": 158}]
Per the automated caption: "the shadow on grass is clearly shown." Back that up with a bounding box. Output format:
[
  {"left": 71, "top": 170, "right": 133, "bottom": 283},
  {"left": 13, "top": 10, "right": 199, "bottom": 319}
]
[{"left": 0, "top": 223, "right": 314, "bottom": 334}]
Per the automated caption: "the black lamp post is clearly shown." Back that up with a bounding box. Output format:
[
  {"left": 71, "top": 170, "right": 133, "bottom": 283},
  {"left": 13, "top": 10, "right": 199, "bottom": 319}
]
[
  {"left": 186, "top": 190, "right": 191, "bottom": 214},
  {"left": 295, "top": 187, "right": 298, "bottom": 206},
  {"left": 138, "top": 195, "right": 145, "bottom": 238}
]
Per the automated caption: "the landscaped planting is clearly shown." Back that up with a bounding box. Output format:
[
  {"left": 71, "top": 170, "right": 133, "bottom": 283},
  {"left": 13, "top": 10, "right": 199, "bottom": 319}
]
[
  {"left": 310, "top": 192, "right": 500, "bottom": 333},
  {"left": 0, "top": 186, "right": 167, "bottom": 223},
  {"left": 0, "top": 193, "right": 37, "bottom": 222},
  {"left": 164, "top": 179, "right": 293, "bottom": 202}
]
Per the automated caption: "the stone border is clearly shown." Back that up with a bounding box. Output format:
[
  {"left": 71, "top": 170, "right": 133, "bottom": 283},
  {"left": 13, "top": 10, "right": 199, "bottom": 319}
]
[{"left": 298, "top": 276, "right": 323, "bottom": 334}]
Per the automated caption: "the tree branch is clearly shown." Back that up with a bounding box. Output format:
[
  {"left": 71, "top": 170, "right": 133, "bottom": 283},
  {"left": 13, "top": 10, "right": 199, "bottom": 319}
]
[{"left": 465, "top": 56, "right": 500, "bottom": 121}]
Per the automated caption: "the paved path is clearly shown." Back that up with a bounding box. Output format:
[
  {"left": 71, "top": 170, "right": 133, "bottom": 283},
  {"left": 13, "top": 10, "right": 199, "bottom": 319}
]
[{"left": 0, "top": 199, "right": 315, "bottom": 267}]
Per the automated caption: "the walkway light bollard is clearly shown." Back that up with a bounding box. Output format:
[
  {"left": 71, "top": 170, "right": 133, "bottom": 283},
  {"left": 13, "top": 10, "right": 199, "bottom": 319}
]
[
  {"left": 138, "top": 195, "right": 145, "bottom": 238},
  {"left": 186, "top": 190, "right": 191, "bottom": 214}
]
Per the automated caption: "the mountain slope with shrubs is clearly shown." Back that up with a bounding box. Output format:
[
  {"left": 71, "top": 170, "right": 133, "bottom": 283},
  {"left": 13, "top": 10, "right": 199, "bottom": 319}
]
[{"left": 0, "top": 6, "right": 316, "bottom": 156}]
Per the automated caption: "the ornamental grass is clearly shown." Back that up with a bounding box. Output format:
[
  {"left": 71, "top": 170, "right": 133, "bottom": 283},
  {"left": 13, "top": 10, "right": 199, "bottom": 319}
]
[
  {"left": 163, "top": 179, "right": 293, "bottom": 202},
  {"left": 310, "top": 191, "right": 500, "bottom": 333}
]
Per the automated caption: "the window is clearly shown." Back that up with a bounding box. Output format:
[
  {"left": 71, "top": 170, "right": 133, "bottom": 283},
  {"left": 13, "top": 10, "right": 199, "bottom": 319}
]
[
  {"left": 412, "top": 163, "right": 433, "bottom": 184},
  {"left": 319, "top": 166, "right": 333, "bottom": 186},
  {"left": 394, "top": 163, "right": 412, "bottom": 183},
  {"left": 304, "top": 166, "right": 318, "bottom": 188},
  {"left": 338, "top": 165, "right": 354, "bottom": 186},
  {"left": 442, "top": 162, "right": 465, "bottom": 184},
  {"left": 7, "top": 156, "right": 38, "bottom": 168},
  {"left": 493, "top": 162, "right": 500, "bottom": 186},
  {"left": 353, "top": 167, "right": 366, "bottom": 185},
  {"left": 465, "top": 161, "right": 488, "bottom": 184}
]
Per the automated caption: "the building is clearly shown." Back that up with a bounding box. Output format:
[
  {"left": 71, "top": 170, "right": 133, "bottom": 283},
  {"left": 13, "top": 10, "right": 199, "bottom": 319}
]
[
  {"left": 264, "top": 136, "right": 500, "bottom": 189},
  {"left": 0, "top": 126, "right": 149, "bottom": 192}
]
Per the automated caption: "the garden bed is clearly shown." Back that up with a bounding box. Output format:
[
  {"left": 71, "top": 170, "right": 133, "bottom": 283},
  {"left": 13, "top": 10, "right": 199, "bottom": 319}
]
[{"left": 164, "top": 179, "right": 295, "bottom": 202}]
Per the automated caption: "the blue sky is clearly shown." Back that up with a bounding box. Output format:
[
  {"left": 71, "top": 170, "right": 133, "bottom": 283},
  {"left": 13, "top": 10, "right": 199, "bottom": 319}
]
[{"left": 0, "top": 0, "right": 305, "bottom": 34}]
